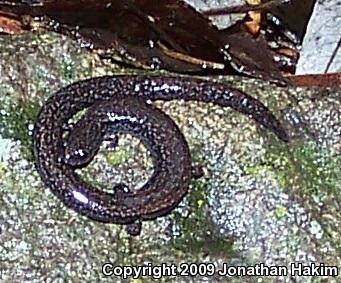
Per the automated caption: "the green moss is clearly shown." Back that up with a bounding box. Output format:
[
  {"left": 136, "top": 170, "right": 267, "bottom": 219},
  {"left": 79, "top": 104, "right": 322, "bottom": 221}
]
[
  {"left": 60, "top": 55, "right": 77, "bottom": 81},
  {"left": 106, "top": 149, "right": 134, "bottom": 166},
  {"left": 243, "top": 140, "right": 341, "bottom": 253},
  {"left": 0, "top": 91, "right": 40, "bottom": 160},
  {"left": 244, "top": 164, "right": 273, "bottom": 175},
  {"left": 59, "top": 50, "right": 94, "bottom": 83},
  {"left": 0, "top": 162, "right": 7, "bottom": 177},
  {"left": 158, "top": 139, "right": 235, "bottom": 258},
  {"left": 274, "top": 205, "right": 287, "bottom": 219},
  {"left": 245, "top": 140, "right": 340, "bottom": 200},
  {"left": 270, "top": 142, "right": 339, "bottom": 198},
  {"left": 170, "top": 179, "right": 235, "bottom": 258}
]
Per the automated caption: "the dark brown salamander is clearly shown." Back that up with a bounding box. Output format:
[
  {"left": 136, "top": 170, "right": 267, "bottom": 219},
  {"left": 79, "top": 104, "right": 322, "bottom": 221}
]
[{"left": 33, "top": 75, "right": 288, "bottom": 235}]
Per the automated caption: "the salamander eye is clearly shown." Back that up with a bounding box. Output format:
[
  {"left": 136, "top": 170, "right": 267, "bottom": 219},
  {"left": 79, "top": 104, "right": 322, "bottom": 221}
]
[
  {"left": 74, "top": 148, "right": 87, "bottom": 158},
  {"left": 64, "top": 148, "right": 91, "bottom": 167}
]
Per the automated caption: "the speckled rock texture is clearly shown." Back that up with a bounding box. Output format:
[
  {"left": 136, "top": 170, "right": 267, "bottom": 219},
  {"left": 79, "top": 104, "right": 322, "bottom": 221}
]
[{"left": 0, "top": 32, "right": 340, "bottom": 283}]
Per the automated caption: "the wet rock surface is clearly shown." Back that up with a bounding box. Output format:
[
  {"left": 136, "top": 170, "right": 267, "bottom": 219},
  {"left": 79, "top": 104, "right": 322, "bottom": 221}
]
[{"left": 0, "top": 32, "right": 340, "bottom": 283}]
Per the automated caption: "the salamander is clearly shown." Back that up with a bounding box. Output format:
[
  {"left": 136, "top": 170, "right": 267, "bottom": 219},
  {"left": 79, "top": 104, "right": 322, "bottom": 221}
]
[{"left": 33, "top": 75, "right": 288, "bottom": 235}]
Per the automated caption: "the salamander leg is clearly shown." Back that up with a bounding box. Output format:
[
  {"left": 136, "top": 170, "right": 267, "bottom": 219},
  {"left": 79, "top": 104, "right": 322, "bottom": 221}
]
[
  {"left": 112, "top": 182, "right": 131, "bottom": 195},
  {"left": 103, "top": 134, "right": 119, "bottom": 150},
  {"left": 126, "top": 220, "right": 142, "bottom": 236},
  {"left": 112, "top": 183, "right": 143, "bottom": 236},
  {"left": 191, "top": 164, "right": 204, "bottom": 179}
]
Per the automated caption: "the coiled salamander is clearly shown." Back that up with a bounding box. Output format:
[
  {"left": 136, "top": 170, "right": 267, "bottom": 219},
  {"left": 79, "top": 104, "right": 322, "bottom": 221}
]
[{"left": 33, "top": 76, "right": 288, "bottom": 235}]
